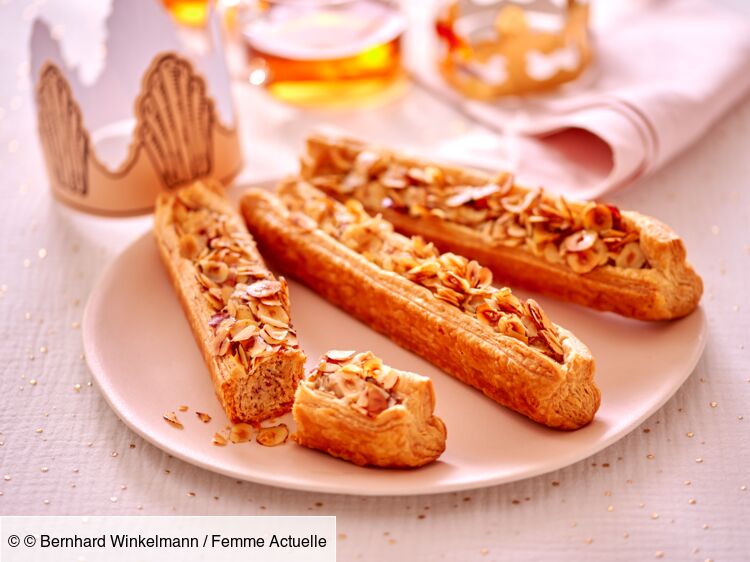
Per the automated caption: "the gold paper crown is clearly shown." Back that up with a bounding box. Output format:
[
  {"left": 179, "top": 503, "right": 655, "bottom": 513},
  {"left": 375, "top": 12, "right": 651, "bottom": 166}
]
[
  {"left": 31, "top": 2, "right": 242, "bottom": 215},
  {"left": 436, "top": 0, "right": 592, "bottom": 98}
]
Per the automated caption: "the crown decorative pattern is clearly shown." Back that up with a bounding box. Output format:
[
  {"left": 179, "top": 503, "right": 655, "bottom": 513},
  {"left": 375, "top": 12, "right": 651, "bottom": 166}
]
[
  {"left": 37, "top": 64, "right": 91, "bottom": 197},
  {"left": 35, "top": 51, "right": 242, "bottom": 215},
  {"left": 137, "top": 54, "right": 215, "bottom": 190}
]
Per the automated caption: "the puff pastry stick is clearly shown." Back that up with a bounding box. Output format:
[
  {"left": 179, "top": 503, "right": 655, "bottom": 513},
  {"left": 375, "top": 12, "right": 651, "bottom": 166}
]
[
  {"left": 293, "top": 350, "right": 447, "bottom": 467},
  {"left": 154, "top": 180, "right": 306, "bottom": 424},
  {"left": 241, "top": 180, "right": 599, "bottom": 430},
  {"left": 300, "top": 133, "right": 703, "bottom": 321}
]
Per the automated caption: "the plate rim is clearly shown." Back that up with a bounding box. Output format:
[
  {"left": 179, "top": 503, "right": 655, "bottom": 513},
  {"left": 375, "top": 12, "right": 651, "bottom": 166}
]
[{"left": 83, "top": 230, "right": 707, "bottom": 496}]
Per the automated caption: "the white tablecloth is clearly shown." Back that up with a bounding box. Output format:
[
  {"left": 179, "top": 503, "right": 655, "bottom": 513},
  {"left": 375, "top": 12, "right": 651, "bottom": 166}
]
[{"left": 1, "top": 1, "right": 748, "bottom": 560}]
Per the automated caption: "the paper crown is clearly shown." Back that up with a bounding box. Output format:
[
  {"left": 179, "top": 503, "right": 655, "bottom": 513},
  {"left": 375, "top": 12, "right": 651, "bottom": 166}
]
[
  {"left": 30, "top": 0, "right": 243, "bottom": 215},
  {"left": 436, "top": 0, "right": 592, "bottom": 98}
]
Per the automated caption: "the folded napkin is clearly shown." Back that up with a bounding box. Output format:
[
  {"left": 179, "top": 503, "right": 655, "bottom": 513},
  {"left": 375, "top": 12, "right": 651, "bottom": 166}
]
[{"left": 407, "top": 0, "right": 750, "bottom": 198}]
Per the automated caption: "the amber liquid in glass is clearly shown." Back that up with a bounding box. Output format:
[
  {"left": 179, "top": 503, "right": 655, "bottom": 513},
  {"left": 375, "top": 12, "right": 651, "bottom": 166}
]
[
  {"left": 242, "top": 1, "right": 405, "bottom": 105},
  {"left": 435, "top": 0, "right": 591, "bottom": 99},
  {"left": 162, "top": 0, "right": 211, "bottom": 26}
]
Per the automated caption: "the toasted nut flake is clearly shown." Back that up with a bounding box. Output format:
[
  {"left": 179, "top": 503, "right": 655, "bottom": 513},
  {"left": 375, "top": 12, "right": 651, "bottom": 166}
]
[
  {"left": 380, "top": 167, "right": 408, "bottom": 189},
  {"left": 202, "top": 261, "right": 229, "bottom": 283},
  {"left": 329, "top": 147, "right": 354, "bottom": 170},
  {"left": 357, "top": 384, "right": 390, "bottom": 416},
  {"left": 231, "top": 323, "right": 260, "bottom": 342},
  {"left": 246, "top": 280, "right": 282, "bottom": 298},
  {"left": 526, "top": 299, "right": 553, "bottom": 331},
  {"left": 229, "top": 423, "right": 253, "bottom": 443},
  {"left": 615, "top": 242, "right": 646, "bottom": 269},
  {"left": 212, "top": 432, "right": 227, "bottom": 446},
  {"left": 178, "top": 405, "right": 188, "bottom": 412},
  {"left": 539, "top": 330, "right": 564, "bottom": 360},
  {"left": 563, "top": 230, "right": 598, "bottom": 253},
  {"left": 582, "top": 203, "right": 614, "bottom": 232},
  {"left": 326, "top": 350, "right": 357, "bottom": 362},
  {"left": 256, "top": 424, "right": 289, "bottom": 447},
  {"left": 179, "top": 233, "right": 202, "bottom": 259},
  {"left": 506, "top": 223, "right": 527, "bottom": 238},
  {"left": 476, "top": 303, "right": 501, "bottom": 326},
  {"left": 208, "top": 312, "right": 229, "bottom": 328},
  {"left": 248, "top": 336, "right": 268, "bottom": 358},
  {"left": 261, "top": 325, "right": 288, "bottom": 344},
  {"left": 163, "top": 412, "right": 183, "bottom": 429},
  {"left": 380, "top": 370, "right": 399, "bottom": 390},
  {"left": 326, "top": 370, "right": 365, "bottom": 398},
  {"left": 566, "top": 249, "right": 600, "bottom": 274},
  {"left": 444, "top": 184, "right": 501, "bottom": 207},
  {"left": 340, "top": 363, "right": 364, "bottom": 376}
]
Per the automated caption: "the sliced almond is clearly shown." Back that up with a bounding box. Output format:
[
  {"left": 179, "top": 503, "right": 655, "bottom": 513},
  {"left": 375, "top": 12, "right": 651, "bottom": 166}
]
[
  {"left": 196, "top": 412, "right": 212, "bottom": 423},
  {"left": 325, "top": 371, "right": 364, "bottom": 398},
  {"left": 476, "top": 303, "right": 501, "bottom": 326},
  {"left": 248, "top": 336, "right": 268, "bottom": 358},
  {"left": 201, "top": 261, "right": 229, "bottom": 284},
  {"left": 179, "top": 233, "right": 202, "bottom": 259},
  {"left": 260, "top": 325, "right": 288, "bottom": 345},
  {"left": 380, "top": 369, "right": 399, "bottom": 390},
  {"left": 566, "top": 249, "right": 599, "bottom": 274},
  {"left": 229, "top": 423, "right": 253, "bottom": 444},
  {"left": 246, "top": 280, "right": 282, "bottom": 299},
  {"left": 231, "top": 323, "right": 260, "bottom": 343},
  {"left": 526, "top": 299, "right": 553, "bottom": 332},
  {"left": 562, "top": 230, "right": 598, "bottom": 253},
  {"left": 163, "top": 412, "right": 183, "bottom": 430},
  {"left": 326, "top": 350, "right": 357, "bottom": 363},
  {"left": 497, "top": 314, "right": 528, "bottom": 344},
  {"left": 358, "top": 385, "right": 390, "bottom": 416},
  {"left": 581, "top": 202, "right": 613, "bottom": 232},
  {"left": 506, "top": 223, "right": 527, "bottom": 238},
  {"left": 257, "top": 305, "right": 290, "bottom": 328},
  {"left": 362, "top": 355, "right": 384, "bottom": 374},
  {"left": 212, "top": 432, "right": 227, "bottom": 446},
  {"left": 444, "top": 183, "right": 501, "bottom": 207},
  {"left": 256, "top": 424, "right": 289, "bottom": 447},
  {"left": 615, "top": 242, "right": 647, "bottom": 269}
]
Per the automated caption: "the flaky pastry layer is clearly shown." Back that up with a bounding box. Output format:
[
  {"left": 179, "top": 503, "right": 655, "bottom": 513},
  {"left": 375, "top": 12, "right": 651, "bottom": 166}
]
[
  {"left": 154, "top": 180, "right": 305, "bottom": 424},
  {"left": 300, "top": 133, "right": 703, "bottom": 321},
  {"left": 241, "top": 182, "right": 599, "bottom": 430},
  {"left": 293, "top": 350, "right": 447, "bottom": 467}
]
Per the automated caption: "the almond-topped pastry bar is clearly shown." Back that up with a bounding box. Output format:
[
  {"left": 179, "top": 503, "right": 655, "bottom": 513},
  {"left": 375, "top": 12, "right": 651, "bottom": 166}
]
[
  {"left": 299, "top": 133, "right": 703, "bottom": 320},
  {"left": 293, "top": 350, "right": 447, "bottom": 467},
  {"left": 241, "top": 180, "right": 599, "bottom": 430},
  {"left": 154, "top": 181, "right": 306, "bottom": 424}
]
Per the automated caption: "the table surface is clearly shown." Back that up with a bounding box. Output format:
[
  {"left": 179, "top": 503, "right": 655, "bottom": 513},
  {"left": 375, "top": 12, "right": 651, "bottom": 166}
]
[{"left": 1, "top": 1, "right": 749, "bottom": 561}]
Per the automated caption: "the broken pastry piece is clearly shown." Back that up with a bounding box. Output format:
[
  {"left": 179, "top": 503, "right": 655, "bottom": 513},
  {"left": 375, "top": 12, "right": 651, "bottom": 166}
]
[
  {"left": 241, "top": 181, "right": 599, "bottom": 430},
  {"left": 293, "top": 351, "right": 447, "bottom": 467},
  {"left": 154, "top": 180, "right": 306, "bottom": 424},
  {"left": 300, "top": 133, "right": 703, "bottom": 321}
]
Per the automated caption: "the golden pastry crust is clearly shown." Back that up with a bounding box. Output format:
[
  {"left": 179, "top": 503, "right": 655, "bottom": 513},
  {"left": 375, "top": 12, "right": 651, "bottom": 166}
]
[
  {"left": 300, "top": 133, "right": 703, "bottom": 321},
  {"left": 241, "top": 182, "right": 599, "bottom": 430},
  {"left": 293, "top": 351, "right": 447, "bottom": 467},
  {"left": 154, "top": 180, "right": 306, "bottom": 424}
]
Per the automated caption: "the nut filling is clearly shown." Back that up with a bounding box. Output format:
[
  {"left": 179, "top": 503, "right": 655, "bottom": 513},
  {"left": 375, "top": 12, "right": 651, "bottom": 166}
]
[
  {"left": 308, "top": 351, "right": 402, "bottom": 417},
  {"left": 304, "top": 147, "right": 650, "bottom": 274},
  {"left": 283, "top": 187, "right": 565, "bottom": 362},
  {"left": 172, "top": 190, "right": 301, "bottom": 370}
]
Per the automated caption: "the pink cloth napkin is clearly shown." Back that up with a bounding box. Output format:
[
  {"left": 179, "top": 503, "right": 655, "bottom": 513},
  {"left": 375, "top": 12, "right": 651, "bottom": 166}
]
[{"left": 409, "top": 0, "right": 750, "bottom": 198}]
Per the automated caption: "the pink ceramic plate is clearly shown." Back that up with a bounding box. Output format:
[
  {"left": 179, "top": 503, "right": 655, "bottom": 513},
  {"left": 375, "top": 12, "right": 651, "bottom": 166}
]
[{"left": 83, "top": 210, "right": 706, "bottom": 496}]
